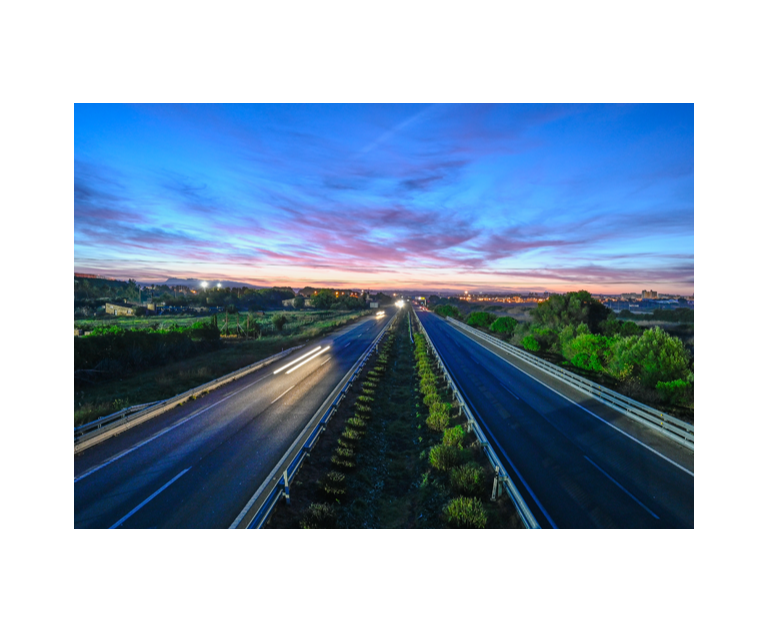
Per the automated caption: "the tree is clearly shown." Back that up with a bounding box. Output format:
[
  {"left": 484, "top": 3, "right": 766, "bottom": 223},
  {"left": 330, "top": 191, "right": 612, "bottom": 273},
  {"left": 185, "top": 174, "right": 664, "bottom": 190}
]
[
  {"left": 531, "top": 291, "right": 610, "bottom": 333},
  {"left": 606, "top": 326, "right": 691, "bottom": 387},
  {"left": 465, "top": 311, "right": 497, "bottom": 329},
  {"left": 434, "top": 305, "right": 461, "bottom": 319},
  {"left": 490, "top": 316, "right": 518, "bottom": 336},
  {"left": 522, "top": 335, "right": 540, "bottom": 352},
  {"left": 293, "top": 296, "right": 305, "bottom": 309},
  {"left": 563, "top": 333, "right": 617, "bottom": 372},
  {"left": 310, "top": 289, "right": 336, "bottom": 310}
]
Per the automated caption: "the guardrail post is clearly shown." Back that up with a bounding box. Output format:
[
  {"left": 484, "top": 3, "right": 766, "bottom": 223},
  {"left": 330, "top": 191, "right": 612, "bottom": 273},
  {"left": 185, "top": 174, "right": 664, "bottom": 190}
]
[
  {"left": 491, "top": 466, "right": 500, "bottom": 502},
  {"left": 283, "top": 469, "right": 290, "bottom": 505}
]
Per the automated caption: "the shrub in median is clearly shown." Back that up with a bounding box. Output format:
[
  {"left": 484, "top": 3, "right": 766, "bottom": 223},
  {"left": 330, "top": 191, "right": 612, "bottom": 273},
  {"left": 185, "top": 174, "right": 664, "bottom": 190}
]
[
  {"left": 423, "top": 392, "right": 440, "bottom": 407},
  {"left": 341, "top": 427, "right": 362, "bottom": 442},
  {"left": 331, "top": 446, "right": 356, "bottom": 470},
  {"left": 319, "top": 471, "right": 346, "bottom": 498},
  {"left": 443, "top": 425, "right": 466, "bottom": 448},
  {"left": 449, "top": 462, "right": 485, "bottom": 497},
  {"left": 347, "top": 417, "right": 368, "bottom": 430},
  {"left": 428, "top": 443, "right": 463, "bottom": 471},
  {"left": 426, "top": 402, "right": 451, "bottom": 431},
  {"left": 300, "top": 502, "right": 337, "bottom": 529},
  {"left": 444, "top": 496, "right": 487, "bottom": 529}
]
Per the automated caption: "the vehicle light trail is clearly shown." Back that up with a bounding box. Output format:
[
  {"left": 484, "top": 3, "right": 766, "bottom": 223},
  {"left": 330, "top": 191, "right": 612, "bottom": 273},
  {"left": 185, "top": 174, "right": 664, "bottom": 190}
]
[
  {"left": 273, "top": 346, "right": 322, "bottom": 374},
  {"left": 285, "top": 346, "right": 331, "bottom": 374}
]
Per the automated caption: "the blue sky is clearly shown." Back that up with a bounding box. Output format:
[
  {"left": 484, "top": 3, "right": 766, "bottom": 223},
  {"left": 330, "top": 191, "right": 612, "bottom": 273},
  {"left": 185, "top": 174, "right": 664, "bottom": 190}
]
[{"left": 74, "top": 103, "right": 693, "bottom": 294}]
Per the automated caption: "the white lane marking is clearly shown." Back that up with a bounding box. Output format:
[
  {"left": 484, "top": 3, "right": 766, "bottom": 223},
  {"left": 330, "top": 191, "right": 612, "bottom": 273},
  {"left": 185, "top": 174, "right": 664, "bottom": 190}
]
[
  {"left": 273, "top": 346, "right": 322, "bottom": 374},
  {"left": 343, "top": 342, "right": 351, "bottom": 348},
  {"left": 270, "top": 385, "right": 296, "bottom": 404},
  {"left": 75, "top": 374, "right": 269, "bottom": 483},
  {"left": 109, "top": 467, "right": 191, "bottom": 529},
  {"left": 446, "top": 324, "right": 694, "bottom": 477},
  {"left": 584, "top": 456, "right": 660, "bottom": 520},
  {"left": 505, "top": 387, "right": 521, "bottom": 400},
  {"left": 318, "top": 356, "right": 331, "bottom": 366}
]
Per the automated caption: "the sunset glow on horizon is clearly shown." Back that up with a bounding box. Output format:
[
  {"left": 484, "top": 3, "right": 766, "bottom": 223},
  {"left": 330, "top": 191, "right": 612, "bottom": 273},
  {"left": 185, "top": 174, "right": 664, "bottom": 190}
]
[{"left": 75, "top": 104, "right": 694, "bottom": 295}]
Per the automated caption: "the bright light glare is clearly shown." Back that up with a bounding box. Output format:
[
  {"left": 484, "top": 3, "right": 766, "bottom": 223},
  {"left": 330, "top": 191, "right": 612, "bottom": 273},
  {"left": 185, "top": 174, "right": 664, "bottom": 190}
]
[
  {"left": 285, "top": 346, "right": 331, "bottom": 374},
  {"left": 217, "top": 283, "right": 222, "bottom": 288},
  {"left": 273, "top": 346, "right": 322, "bottom": 374},
  {"left": 395, "top": 300, "right": 405, "bottom": 308},
  {"left": 376, "top": 311, "right": 385, "bottom": 318},
  {"left": 201, "top": 281, "right": 209, "bottom": 288}
]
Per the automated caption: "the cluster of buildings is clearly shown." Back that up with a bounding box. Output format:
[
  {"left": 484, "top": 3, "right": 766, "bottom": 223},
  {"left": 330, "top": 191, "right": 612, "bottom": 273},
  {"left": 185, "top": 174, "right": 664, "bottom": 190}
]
[
  {"left": 457, "top": 292, "right": 548, "bottom": 303},
  {"left": 599, "top": 290, "right": 694, "bottom": 313}
]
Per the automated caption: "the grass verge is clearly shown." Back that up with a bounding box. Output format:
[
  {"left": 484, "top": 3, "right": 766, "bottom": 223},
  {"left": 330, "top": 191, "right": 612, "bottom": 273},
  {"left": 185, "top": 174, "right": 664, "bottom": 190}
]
[{"left": 74, "top": 310, "right": 372, "bottom": 426}]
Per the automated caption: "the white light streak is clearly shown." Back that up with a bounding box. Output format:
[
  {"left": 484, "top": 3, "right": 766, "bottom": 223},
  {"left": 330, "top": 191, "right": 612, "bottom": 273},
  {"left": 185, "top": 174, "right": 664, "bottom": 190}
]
[
  {"left": 273, "top": 346, "right": 322, "bottom": 374},
  {"left": 285, "top": 346, "right": 331, "bottom": 374}
]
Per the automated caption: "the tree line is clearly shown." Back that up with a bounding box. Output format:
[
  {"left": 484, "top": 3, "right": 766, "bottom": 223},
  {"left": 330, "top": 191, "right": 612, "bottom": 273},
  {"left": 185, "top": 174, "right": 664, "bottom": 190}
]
[{"left": 429, "top": 291, "right": 693, "bottom": 409}]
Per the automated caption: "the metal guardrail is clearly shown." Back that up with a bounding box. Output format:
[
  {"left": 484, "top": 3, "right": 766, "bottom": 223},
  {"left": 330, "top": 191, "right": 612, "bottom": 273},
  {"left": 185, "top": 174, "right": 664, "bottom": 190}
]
[
  {"left": 231, "top": 313, "right": 399, "bottom": 529},
  {"left": 444, "top": 317, "right": 695, "bottom": 450},
  {"left": 413, "top": 311, "right": 541, "bottom": 529},
  {"left": 74, "top": 344, "right": 306, "bottom": 452}
]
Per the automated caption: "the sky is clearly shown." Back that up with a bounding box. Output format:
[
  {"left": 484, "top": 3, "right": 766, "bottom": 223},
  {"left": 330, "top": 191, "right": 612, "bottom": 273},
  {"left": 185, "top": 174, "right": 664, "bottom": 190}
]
[{"left": 74, "top": 104, "right": 694, "bottom": 295}]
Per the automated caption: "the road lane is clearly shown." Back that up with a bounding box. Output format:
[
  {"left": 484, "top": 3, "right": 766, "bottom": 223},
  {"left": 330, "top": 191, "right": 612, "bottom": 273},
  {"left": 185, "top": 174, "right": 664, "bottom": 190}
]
[
  {"left": 417, "top": 310, "right": 694, "bottom": 529},
  {"left": 74, "top": 310, "right": 395, "bottom": 528}
]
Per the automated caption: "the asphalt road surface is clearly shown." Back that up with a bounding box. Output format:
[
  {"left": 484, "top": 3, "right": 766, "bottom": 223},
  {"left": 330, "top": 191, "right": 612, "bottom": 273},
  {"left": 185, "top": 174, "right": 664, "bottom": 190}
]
[
  {"left": 74, "top": 309, "right": 396, "bottom": 529},
  {"left": 416, "top": 310, "right": 694, "bottom": 529}
]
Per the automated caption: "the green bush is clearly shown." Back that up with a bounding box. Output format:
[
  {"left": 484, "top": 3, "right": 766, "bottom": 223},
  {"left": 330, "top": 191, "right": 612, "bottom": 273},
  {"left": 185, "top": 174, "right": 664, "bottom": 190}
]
[
  {"left": 434, "top": 305, "right": 461, "bottom": 319},
  {"left": 563, "top": 333, "right": 617, "bottom": 372},
  {"left": 331, "top": 453, "right": 356, "bottom": 470},
  {"left": 423, "top": 392, "right": 441, "bottom": 407},
  {"left": 490, "top": 316, "right": 518, "bottom": 336},
  {"left": 300, "top": 502, "right": 337, "bottom": 529},
  {"left": 444, "top": 497, "right": 487, "bottom": 528},
  {"left": 449, "top": 463, "right": 485, "bottom": 496},
  {"left": 428, "top": 444, "right": 463, "bottom": 471},
  {"left": 606, "top": 326, "right": 691, "bottom": 388},
  {"left": 319, "top": 471, "right": 346, "bottom": 498},
  {"left": 426, "top": 402, "right": 451, "bottom": 431},
  {"left": 656, "top": 377, "right": 693, "bottom": 405},
  {"left": 466, "top": 311, "right": 497, "bottom": 329},
  {"left": 522, "top": 335, "right": 540, "bottom": 352},
  {"left": 341, "top": 428, "right": 362, "bottom": 441},
  {"left": 347, "top": 417, "right": 367, "bottom": 430},
  {"left": 442, "top": 425, "right": 466, "bottom": 448}
]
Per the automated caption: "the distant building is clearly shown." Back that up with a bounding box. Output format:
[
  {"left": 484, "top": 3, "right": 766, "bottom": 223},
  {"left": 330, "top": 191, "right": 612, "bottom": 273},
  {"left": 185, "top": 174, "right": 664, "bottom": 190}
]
[
  {"left": 105, "top": 302, "right": 136, "bottom": 316},
  {"left": 642, "top": 290, "right": 658, "bottom": 299},
  {"left": 282, "top": 297, "right": 312, "bottom": 308}
]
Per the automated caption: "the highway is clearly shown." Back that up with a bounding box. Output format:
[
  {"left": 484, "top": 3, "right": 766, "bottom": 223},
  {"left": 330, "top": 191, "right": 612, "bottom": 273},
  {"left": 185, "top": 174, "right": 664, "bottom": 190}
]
[
  {"left": 416, "top": 310, "right": 694, "bottom": 529},
  {"left": 74, "top": 309, "right": 396, "bottom": 529}
]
